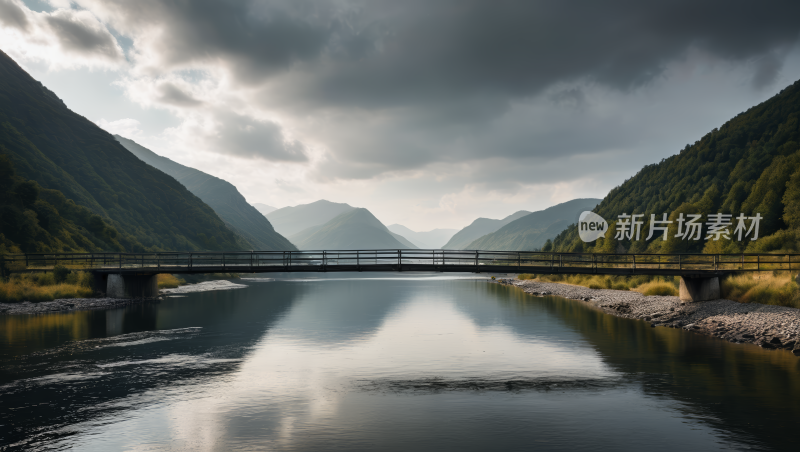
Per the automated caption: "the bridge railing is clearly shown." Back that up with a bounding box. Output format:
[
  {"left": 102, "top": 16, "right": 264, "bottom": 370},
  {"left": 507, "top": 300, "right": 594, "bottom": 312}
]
[{"left": 3, "top": 250, "right": 800, "bottom": 273}]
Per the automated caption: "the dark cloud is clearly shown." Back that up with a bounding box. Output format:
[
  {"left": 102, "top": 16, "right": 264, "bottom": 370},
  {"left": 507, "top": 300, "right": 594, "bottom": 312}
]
[
  {"left": 158, "top": 83, "right": 203, "bottom": 107},
  {"left": 210, "top": 111, "right": 307, "bottom": 162},
  {"left": 46, "top": 11, "right": 123, "bottom": 60},
  {"left": 751, "top": 52, "right": 784, "bottom": 89},
  {"left": 0, "top": 0, "right": 30, "bottom": 31},
  {"left": 96, "top": 0, "right": 800, "bottom": 106}
]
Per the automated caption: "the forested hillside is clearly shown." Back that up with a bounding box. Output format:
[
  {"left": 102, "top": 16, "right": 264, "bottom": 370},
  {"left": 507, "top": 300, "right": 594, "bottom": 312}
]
[
  {"left": 0, "top": 154, "right": 128, "bottom": 253},
  {"left": 116, "top": 136, "right": 296, "bottom": 251},
  {"left": 0, "top": 49, "right": 244, "bottom": 251},
  {"left": 467, "top": 198, "right": 600, "bottom": 251},
  {"left": 553, "top": 78, "right": 800, "bottom": 254}
]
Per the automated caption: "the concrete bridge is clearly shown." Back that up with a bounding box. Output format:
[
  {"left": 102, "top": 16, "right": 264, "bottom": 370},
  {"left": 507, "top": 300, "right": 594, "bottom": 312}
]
[{"left": 3, "top": 250, "right": 797, "bottom": 302}]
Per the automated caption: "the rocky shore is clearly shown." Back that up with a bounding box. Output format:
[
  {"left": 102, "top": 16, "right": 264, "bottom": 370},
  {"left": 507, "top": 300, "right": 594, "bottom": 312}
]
[
  {"left": 0, "top": 297, "right": 158, "bottom": 315},
  {"left": 496, "top": 278, "right": 800, "bottom": 357}
]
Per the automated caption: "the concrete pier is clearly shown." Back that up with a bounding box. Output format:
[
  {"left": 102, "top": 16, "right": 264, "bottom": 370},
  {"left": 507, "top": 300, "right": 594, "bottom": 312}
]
[
  {"left": 107, "top": 274, "right": 158, "bottom": 298},
  {"left": 679, "top": 276, "right": 720, "bottom": 302}
]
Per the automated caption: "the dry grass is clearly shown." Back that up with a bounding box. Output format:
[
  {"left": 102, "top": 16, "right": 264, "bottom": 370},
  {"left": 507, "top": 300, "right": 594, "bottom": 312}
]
[
  {"left": 632, "top": 279, "right": 679, "bottom": 296},
  {"left": 0, "top": 270, "right": 93, "bottom": 303},
  {"left": 157, "top": 274, "right": 185, "bottom": 289},
  {"left": 721, "top": 272, "right": 800, "bottom": 308},
  {"left": 518, "top": 273, "right": 679, "bottom": 295}
]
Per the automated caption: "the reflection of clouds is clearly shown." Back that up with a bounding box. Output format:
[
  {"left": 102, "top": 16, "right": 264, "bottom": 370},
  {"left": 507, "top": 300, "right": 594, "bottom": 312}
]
[{"left": 146, "top": 294, "right": 611, "bottom": 449}]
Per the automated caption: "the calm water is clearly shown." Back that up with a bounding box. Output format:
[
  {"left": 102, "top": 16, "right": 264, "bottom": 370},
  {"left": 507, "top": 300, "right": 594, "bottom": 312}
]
[{"left": 2, "top": 274, "right": 800, "bottom": 451}]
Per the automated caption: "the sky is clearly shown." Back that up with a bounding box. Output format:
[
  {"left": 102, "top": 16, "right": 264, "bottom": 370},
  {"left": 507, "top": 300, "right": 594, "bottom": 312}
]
[{"left": 2, "top": 0, "right": 800, "bottom": 232}]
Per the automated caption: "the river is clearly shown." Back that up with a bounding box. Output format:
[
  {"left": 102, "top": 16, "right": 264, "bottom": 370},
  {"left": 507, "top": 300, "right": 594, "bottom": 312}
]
[{"left": 2, "top": 273, "right": 799, "bottom": 451}]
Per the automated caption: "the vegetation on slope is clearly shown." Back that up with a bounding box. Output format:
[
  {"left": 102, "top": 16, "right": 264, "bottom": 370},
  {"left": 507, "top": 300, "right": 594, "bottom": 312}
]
[
  {"left": 115, "top": 136, "right": 296, "bottom": 251},
  {"left": 553, "top": 78, "right": 800, "bottom": 255},
  {"left": 0, "top": 49, "right": 244, "bottom": 252},
  {"left": 1, "top": 154, "right": 127, "bottom": 254}
]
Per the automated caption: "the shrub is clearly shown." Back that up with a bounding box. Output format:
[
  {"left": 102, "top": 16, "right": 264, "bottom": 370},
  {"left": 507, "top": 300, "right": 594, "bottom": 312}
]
[
  {"left": 518, "top": 273, "right": 536, "bottom": 280},
  {"left": 157, "top": 274, "right": 185, "bottom": 289},
  {"left": 53, "top": 265, "right": 70, "bottom": 283}
]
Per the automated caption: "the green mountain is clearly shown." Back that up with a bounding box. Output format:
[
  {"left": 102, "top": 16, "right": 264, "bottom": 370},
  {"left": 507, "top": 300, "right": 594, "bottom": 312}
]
[
  {"left": 0, "top": 154, "right": 126, "bottom": 254},
  {"left": 115, "top": 136, "right": 295, "bottom": 251},
  {"left": 290, "top": 208, "right": 418, "bottom": 250},
  {"left": 553, "top": 78, "right": 800, "bottom": 255},
  {"left": 387, "top": 224, "right": 458, "bottom": 249},
  {"left": 267, "top": 200, "right": 355, "bottom": 237},
  {"left": 466, "top": 198, "right": 601, "bottom": 251},
  {"left": 443, "top": 210, "right": 531, "bottom": 249},
  {"left": 253, "top": 203, "right": 277, "bottom": 216},
  {"left": 0, "top": 49, "right": 244, "bottom": 252}
]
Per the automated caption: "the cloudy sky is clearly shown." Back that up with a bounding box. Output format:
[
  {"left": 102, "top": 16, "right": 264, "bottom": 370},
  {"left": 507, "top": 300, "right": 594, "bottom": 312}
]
[{"left": 2, "top": 0, "right": 800, "bottom": 231}]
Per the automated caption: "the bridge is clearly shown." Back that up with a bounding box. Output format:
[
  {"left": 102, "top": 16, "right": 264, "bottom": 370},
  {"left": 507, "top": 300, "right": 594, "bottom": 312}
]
[{"left": 3, "top": 250, "right": 798, "bottom": 302}]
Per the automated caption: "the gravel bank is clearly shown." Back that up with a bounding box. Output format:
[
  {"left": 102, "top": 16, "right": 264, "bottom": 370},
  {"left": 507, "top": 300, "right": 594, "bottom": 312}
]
[
  {"left": 496, "top": 278, "right": 800, "bottom": 357},
  {"left": 0, "top": 297, "right": 157, "bottom": 315}
]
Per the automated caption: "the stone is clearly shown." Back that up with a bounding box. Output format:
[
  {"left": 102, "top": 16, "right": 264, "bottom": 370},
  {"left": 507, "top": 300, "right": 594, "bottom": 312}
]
[{"left": 743, "top": 333, "right": 755, "bottom": 338}]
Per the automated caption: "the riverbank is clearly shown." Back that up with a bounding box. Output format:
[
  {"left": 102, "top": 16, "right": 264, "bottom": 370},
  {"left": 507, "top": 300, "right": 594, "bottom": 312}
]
[
  {"left": 0, "top": 280, "right": 247, "bottom": 315},
  {"left": 498, "top": 278, "right": 800, "bottom": 356}
]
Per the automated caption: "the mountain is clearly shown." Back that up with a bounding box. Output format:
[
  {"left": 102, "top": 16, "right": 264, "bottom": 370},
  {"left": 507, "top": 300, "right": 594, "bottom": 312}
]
[
  {"left": 552, "top": 78, "right": 800, "bottom": 255},
  {"left": 0, "top": 49, "right": 244, "bottom": 251},
  {"left": 253, "top": 203, "right": 277, "bottom": 216},
  {"left": 115, "top": 136, "right": 295, "bottom": 251},
  {"left": 290, "top": 208, "right": 418, "bottom": 250},
  {"left": 267, "top": 200, "right": 355, "bottom": 237},
  {"left": 442, "top": 210, "right": 531, "bottom": 249},
  {"left": 466, "top": 198, "right": 602, "bottom": 251},
  {"left": 386, "top": 224, "right": 458, "bottom": 249}
]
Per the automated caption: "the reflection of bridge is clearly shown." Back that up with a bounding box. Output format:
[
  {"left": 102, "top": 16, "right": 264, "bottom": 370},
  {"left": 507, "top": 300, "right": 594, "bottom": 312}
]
[{"left": 3, "top": 250, "right": 798, "bottom": 301}]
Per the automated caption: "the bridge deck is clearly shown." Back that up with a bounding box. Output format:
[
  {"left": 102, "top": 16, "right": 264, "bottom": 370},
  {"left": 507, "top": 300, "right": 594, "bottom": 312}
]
[{"left": 3, "top": 250, "right": 798, "bottom": 277}]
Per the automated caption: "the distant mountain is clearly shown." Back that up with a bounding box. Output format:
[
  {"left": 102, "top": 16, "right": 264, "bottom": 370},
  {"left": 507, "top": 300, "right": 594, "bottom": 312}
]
[
  {"left": 267, "top": 200, "right": 355, "bottom": 237},
  {"left": 443, "top": 210, "right": 531, "bottom": 249},
  {"left": 0, "top": 49, "right": 242, "bottom": 252},
  {"left": 253, "top": 203, "right": 277, "bottom": 216},
  {"left": 467, "top": 198, "right": 602, "bottom": 251},
  {"left": 115, "top": 136, "right": 295, "bottom": 251},
  {"left": 290, "top": 208, "right": 418, "bottom": 250},
  {"left": 387, "top": 224, "right": 458, "bottom": 249}
]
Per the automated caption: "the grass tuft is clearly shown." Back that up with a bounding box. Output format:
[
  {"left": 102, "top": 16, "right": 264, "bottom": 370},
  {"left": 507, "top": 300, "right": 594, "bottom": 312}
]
[
  {"left": 721, "top": 272, "right": 800, "bottom": 308},
  {"left": 633, "top": 280, "right": 679, "bottom": 296},
  {"left": 157, "top": 274, "right": 185, "bottom": 289}
]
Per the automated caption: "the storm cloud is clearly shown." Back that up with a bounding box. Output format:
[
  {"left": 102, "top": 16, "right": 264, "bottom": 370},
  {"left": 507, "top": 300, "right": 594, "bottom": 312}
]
[{"left": 5, "top": 0, "right": 800, "bottom": 229}]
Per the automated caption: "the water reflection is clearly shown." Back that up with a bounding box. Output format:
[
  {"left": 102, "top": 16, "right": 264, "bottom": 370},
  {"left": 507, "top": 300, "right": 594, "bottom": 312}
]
[{"left": 1, "top": 275, "right": 798, "bottom": 451}]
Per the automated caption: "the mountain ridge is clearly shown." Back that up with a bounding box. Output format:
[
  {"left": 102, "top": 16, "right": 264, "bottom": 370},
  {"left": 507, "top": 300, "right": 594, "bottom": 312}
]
[
  {"left": 115, "top": 135, "right": 295, "bottom": 251},
  {"left": 0, "top": 49, "right": 243, "bottom": 251}
]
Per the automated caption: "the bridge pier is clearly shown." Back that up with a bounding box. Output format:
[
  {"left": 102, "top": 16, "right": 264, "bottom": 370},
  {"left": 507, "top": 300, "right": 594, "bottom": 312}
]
[
  {"left": 106, "top": 274, "right": 158, "bottom": 298},
  {"left": 679, "top": 276, "right": 720, "bottom": 302}
]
